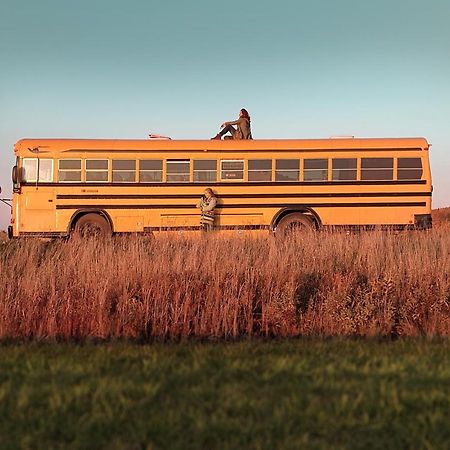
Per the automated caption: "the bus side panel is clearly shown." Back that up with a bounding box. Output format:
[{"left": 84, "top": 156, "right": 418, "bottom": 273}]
[{"left": 19, "top": 187, "right": 56, "bottom": 233}]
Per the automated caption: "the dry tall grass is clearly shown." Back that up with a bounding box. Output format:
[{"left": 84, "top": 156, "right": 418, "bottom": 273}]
[
  {"left": 433, "top": 206, "right": 450, "bottom": 226},
  {"left": 1, "top": 227, "right": 449, "bottom": 339}
]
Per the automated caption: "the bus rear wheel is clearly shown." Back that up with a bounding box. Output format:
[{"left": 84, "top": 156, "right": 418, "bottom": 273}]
[
  {"left": 73, "top": 213, "right": 111, "bottom": 238},
  {"left": 275, "top": 213, "right": 316, "bottom": 236}
]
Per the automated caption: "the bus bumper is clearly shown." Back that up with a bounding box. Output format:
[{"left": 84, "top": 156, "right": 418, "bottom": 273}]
[
  {"left": 7, "top": 226, "right": 13, "bottom": 239},
  {"left": 414, "top": 214, "right": 432, "bottom": 229}
]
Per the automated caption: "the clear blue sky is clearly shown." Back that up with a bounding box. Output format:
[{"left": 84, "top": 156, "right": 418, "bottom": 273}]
[{"left": 1, "top": 0, "right": 449, "bottom": 230}]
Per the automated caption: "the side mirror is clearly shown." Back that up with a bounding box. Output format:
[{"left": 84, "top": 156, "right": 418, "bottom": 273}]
[
  {"left": 12, "top": 165, "right": 22, "bottom": 192},
  {"left": 12, "top": 165, "right": 18, "bottom": 184}
]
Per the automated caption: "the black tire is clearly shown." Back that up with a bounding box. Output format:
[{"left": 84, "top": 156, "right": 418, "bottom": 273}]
[
  {"left": 73, "top": 213, "right": 111, "bottom": 238},
  {"left": 275, "top": 213, "right": 316, "bottom": 236}
]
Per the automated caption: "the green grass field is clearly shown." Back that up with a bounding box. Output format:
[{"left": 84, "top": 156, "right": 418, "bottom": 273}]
[{"left": 0, "top": 340, "right": 449, "bottom": 449}]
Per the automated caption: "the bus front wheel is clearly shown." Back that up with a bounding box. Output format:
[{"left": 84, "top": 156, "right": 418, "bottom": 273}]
[
  {"left": 275, "top": 213, "right": 316, "bottom": 236},
  {"left": 73, "top": 213, "right": 111, "bottom": 238}
]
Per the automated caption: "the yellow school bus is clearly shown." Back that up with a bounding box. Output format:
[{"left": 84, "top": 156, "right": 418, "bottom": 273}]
[{"left": 7, "top": 137, "right": 432, "bottom": 238}]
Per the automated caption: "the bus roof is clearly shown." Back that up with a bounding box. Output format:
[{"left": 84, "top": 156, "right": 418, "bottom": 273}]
[{"left": 14, "top": 137, "right": 430, "bottom": 155}]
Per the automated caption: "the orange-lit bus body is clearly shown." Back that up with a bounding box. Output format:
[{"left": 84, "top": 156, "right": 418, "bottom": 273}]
[{"left": 8, "top": 137, "right": 432, "bottom": 238}]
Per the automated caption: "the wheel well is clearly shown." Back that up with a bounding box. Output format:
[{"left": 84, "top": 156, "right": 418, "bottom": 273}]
[
  {"left": 68, "top": 210, "right": 114, "bottom": 234},
  {"left": 270, "top": 207, "right": 321, "bottom": 231}
]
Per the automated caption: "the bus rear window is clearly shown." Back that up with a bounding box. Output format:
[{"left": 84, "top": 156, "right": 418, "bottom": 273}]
[{"left": 398, "top": 158, "right": 423, "bottom": 180}]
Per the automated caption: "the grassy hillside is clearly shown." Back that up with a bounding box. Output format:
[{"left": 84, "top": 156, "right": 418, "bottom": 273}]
[
  {"left": 0, "top": 340, "right": 449, "bottom": 450},
  {"left": 433, "top": 206, "right": 450, "bottom": 225}
]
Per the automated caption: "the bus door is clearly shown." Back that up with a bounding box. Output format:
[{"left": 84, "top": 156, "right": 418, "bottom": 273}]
[{"left": 20, "top": 158, "right": 56, "bottom": 232}]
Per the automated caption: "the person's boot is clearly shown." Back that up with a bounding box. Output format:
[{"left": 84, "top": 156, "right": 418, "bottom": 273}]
[{"left": 210, "top": 134, "right": 221, "bottom": 140}]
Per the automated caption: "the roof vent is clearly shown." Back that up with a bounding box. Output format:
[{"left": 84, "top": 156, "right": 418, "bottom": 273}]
[
  {"left": 148, "top": 134, "right": 172, "bottom": 140},
  {"left": 330, "top": 135, "right": 355, "bottom": 139}
]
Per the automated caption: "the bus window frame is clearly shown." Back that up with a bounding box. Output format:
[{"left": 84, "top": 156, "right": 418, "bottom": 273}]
[
  {"left": 22, "top": 157, "right": 54, "bottom": 183},
  {"left": 112, "top": 159, "right": 137, "bottom": 183},
  {"left": 193, "top": 159, "right": 217, "bottom": 183},
  {"left": 220, "top": 159, "right": 245, "bottom": 182},
  {"left": 360, "top": 157, "right": 394, "bottom": 181},
  {"left": 248, "top": 159, "right": 272, "bottom": 182},
  {"left": 58, "top": 159, "right": 82, "bottom": 183},
  {"left": 397, "top": 157, "right": 423, "bottom": 180},
  {"left": 139, "top": 159, "right": 163, "bottom": 183},
  {"left": 332, "top": 158, "right": 357, "bottom": 182},
  {"left": 303, "top": 158, "right": 329, "bottom": 182},
  {"left": 166, "top": 159, "right": 191, "bottom": 183},
  {"left": 85, "top": 159, "right": 110, "bottom": 183},
  {"left": 275, "top": 159, "right": 300, "bottom": 182}
]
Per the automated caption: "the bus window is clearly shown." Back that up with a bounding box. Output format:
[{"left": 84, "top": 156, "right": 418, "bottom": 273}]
[
  {"left": 59, "top": 159, "right": 82, "bottom": 182},
  {"left": 167, "top": 160, "right": 190, "bottom": 182},
  {"left": 275, "top": 159, "right": 299, "bottom": 181},
  {"left": 221, "top": 160, "right": 244, "bottom": 181},
  {"left": 23, "top": 158, "right": 37, "bottom": 182},
  {"left": 361, "top": 158, "right": 393, "bottom": 180},
  {"left": 194, "top": 160, "right": 217, "bottom": 182},
  {"left": 22, "top": 158, "right": 53, "bottom": 182},
  {"left": 112, "top": 160, "right": 136, "bottom": 183},
  {"left": 304, "top": 159, "right": 328, "bottom": 181},
  {"left": 139, "top": 160, "right": 162, "bottom": 182},
  {"left": 398, "top": 158, "right": 423, "bottom": 180},
  {"left": 332, "top": 158, "right": 357, "bottom": 181},
  {"left": 248, "top": 159, "right": 272, "bottom": 181},
  {"left": 86, "top": 160, "right": 109, "bottom": 182}
]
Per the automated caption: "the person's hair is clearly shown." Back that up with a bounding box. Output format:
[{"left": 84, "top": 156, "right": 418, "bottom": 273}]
[
  {"left": 204, "top": 188, "right": 214, "bottom": 196},
  {"left": 240, "top": 108, "right": 251, "bottom": 124}
]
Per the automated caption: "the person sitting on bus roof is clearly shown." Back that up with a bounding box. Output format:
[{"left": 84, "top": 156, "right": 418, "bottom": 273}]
[{"left": 211, "top": 109, "right": 253, "bottom": 140}]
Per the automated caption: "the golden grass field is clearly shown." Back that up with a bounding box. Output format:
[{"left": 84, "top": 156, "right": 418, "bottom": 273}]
[
  {"left": 0, "top": 213, "right": 449, "bottom": 340},
  {"left": 0, "top": 212, "right": 449, "bottom": 448}
]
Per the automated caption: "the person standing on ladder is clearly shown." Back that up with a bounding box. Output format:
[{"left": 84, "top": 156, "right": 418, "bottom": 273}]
[{"left": 197, "top": 188, "right": 217, "bottom": 231}]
